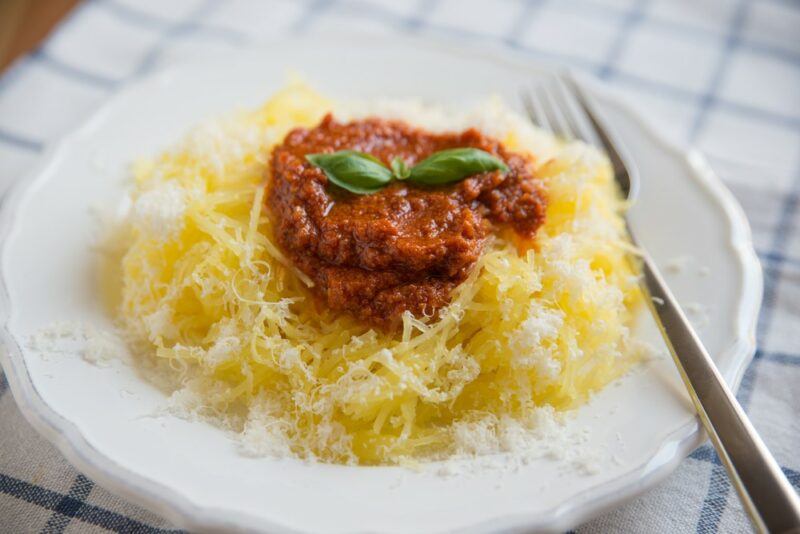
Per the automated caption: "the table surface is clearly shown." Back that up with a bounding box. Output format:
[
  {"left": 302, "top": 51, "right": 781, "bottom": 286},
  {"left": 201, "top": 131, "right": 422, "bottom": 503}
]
[
  {"left": 0, "top": 0, "right": 81, "bottom": 73},
  {"left": 0, "top": 1, "right": 798, "bottom": 533}
]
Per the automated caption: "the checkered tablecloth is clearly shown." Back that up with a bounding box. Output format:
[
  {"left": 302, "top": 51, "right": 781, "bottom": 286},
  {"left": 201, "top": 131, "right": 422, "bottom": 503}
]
[{"left": 0, "top": 0, "right": 798, "bottom": 532}]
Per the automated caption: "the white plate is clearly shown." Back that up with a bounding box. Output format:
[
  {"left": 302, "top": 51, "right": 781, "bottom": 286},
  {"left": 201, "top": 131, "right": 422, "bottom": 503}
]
[{"left": 0, "top": 35, "right": 761, "bottom": 533}]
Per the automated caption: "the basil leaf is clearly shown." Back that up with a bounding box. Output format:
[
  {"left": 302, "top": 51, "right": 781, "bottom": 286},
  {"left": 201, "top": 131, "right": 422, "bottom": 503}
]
[
  {"left": 390, "top": 157, "right": 411, "bottom": 180},
  {"left": 408, "top": 148, "right": 509, "bottom": 185},
  {"left": 306, "top": 150, "right": 392, "bottom": 194}
]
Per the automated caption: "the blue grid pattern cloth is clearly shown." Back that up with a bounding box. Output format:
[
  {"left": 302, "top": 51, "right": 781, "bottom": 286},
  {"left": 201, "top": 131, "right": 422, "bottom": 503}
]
[{"left": 0, "top": 0, "right": 798, "bottom": 532}]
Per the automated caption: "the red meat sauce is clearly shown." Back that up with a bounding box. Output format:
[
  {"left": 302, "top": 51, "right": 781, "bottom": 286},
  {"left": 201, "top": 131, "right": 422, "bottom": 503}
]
[{"left": 267, "top": 114, "right": 546, "bottom": 328}]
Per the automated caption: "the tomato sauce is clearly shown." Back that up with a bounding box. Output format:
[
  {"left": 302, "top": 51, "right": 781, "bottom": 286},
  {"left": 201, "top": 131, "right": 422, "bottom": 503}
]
[{"left": 268, "top": 114, "right": 546, "bottom": 327}]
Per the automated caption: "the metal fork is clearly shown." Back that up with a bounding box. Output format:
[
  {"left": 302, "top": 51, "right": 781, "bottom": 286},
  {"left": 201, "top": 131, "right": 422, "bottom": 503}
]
[{"left": 522, "top": 75, "right": 800, "bottom": 534}]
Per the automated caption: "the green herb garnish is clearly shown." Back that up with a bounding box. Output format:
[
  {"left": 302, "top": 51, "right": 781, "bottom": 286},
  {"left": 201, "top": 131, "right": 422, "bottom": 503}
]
[
  {"left": 305, "top": 148, "right": 508, "bottom": 194},
  {"left": 305, "top": 150, "right": 393, "bottom": 194},
  {"left": 408, "top": 148, "right": 509, "bottom": 185},
  {"left": 390, "top": 157, "right": 411, "bottom": 180}
]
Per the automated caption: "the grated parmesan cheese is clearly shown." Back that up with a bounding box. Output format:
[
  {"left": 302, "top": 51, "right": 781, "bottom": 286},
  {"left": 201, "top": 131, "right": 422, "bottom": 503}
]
[
  {"left": 132, "top": 181, "right": 187, "bottom": 242},
  {"left": 28, "top": 321, "right": 127, "bottom": 367},
  {"left": 431, "top": 407, "right": 608, "bottom": 477},
  {"left": 665, "top": 254, "right": 693, "bottom": 274},
  {"left": 82, "top": 324, "right": 126, "bottom": 367}
]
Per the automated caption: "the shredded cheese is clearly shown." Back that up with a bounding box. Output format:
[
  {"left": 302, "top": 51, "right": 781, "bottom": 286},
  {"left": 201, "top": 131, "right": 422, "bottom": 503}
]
[{"left": 113, "top": 81, "right": 643, "bottom": 465}]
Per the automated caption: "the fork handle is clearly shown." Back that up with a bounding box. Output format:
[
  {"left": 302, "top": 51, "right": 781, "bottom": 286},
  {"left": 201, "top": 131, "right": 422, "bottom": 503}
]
[{"left": 639, "top": 251, "right": 800, "bottom": 533}]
